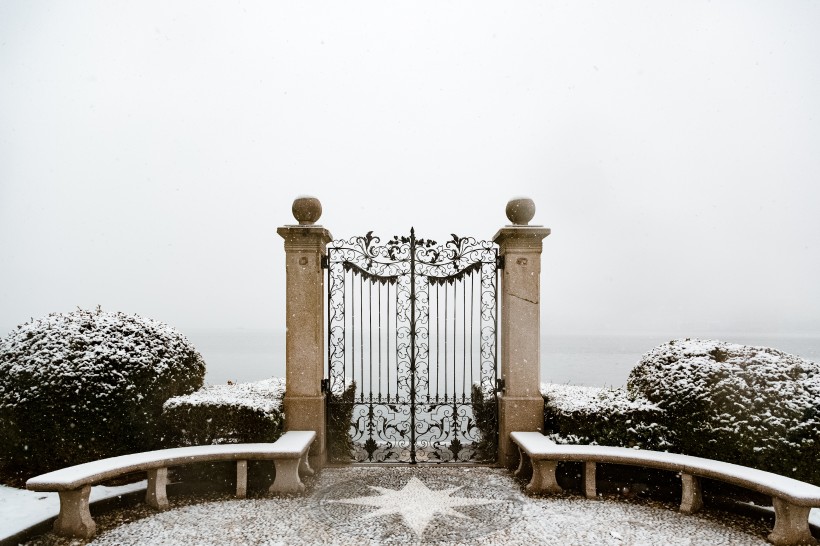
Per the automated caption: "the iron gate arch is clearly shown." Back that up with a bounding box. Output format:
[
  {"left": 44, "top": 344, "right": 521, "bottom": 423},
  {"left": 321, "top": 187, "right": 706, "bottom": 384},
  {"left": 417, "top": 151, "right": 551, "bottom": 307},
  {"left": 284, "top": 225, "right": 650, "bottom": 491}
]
[{"left": 325, "top": 229, "right": 499, "bottom": 463}]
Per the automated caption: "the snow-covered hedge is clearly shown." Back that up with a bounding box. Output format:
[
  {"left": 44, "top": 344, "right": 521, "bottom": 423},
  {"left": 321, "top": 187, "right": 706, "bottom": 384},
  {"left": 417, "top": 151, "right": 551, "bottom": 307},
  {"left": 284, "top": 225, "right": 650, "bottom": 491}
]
[
  {"left": 162, "top": 377, "right": 285, "bottom": 447},
  {"left": 628, "top": 338, "right": 820, "bottom": 485},
  {"left": 161, "top": 378, "right": 285, "bottom": 487},
  {"left": 542, "top": 339, "right": 820, "bottom": 485},
  {"left": 541, "top": 383, "right": 669, "bottom": 449},
  {"left": 0, "top": 309, "right": 205, "bottom": 479}
]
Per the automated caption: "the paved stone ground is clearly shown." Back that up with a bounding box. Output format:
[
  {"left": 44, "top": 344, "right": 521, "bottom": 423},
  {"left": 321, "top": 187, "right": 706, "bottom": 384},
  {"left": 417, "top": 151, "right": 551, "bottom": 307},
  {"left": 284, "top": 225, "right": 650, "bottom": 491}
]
[{"left": 25, "top": 466, "right": 775, "bottom": 545}]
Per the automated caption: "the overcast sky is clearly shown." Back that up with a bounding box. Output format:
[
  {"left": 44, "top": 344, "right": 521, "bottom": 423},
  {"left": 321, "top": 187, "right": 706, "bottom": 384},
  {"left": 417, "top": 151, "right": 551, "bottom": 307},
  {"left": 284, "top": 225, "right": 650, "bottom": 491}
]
[{"left": 1, "top": 1, "right": 818, "bottom": 338}]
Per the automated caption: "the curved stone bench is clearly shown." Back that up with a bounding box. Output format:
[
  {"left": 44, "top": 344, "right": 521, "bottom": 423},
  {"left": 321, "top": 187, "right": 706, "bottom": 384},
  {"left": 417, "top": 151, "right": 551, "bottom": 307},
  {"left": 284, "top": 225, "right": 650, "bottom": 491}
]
[
  {"left": 511, "top": 431, "right": 820, "bottom": 546},
  {"left": 26, "top": 430, "right": 315, "bottom": 539}
]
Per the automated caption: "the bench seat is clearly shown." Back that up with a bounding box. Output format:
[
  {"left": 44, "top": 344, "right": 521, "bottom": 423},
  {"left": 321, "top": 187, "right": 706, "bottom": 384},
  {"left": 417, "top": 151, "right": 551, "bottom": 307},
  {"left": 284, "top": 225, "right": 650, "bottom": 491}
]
[
  {"left": 26, "top": 430, "right": 315, "bottom": 539},
  {"left": 511, "top": 431, "right": 820, "bottom": 546}
]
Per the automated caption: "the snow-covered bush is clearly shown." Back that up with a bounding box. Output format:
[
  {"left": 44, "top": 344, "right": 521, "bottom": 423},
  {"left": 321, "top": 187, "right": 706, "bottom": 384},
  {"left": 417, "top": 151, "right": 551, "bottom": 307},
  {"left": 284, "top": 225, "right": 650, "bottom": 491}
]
[
  {"left": 162, "top": 378, "right": 285, "bottom": 487},
  {"left": 541, "top": 383, "right": 670, "bottom": 449},
  {"left": 628, "top": 339, "right": 820, "bottom": 485},
  {"left": 0, "top": 309, "right": 205, "bottom": 480},
  {"left": 162, "top": 377, "right": 285, "bottom": 446}
]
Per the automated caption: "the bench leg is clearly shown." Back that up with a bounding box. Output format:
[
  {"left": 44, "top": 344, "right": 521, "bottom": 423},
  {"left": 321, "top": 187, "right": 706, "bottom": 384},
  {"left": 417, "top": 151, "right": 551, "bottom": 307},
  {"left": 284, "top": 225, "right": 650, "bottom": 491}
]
[
  {"left": 236, "top": 460, "right": 248, "bottom": 498},
  {"left": 270, "top": 458, "right": 305, "bottom": 495},
  {"left": 514, "top": 446, "right": 532, "bottom": 478},
  {"left": 768, "top": 497, "right": 817, "bottom": 546},
  {"left": 146, "top": 467, "right": 169, "bottom": 510},
  {"left": 528, "top": 459, "right": 563, "bottom": 495},
  {"left": 680, "top": 473, "right": 703, "bottom": 514},
  {"left": 54, "top": 485, "right": 95, "bottom": 539},
  {"left": 299, "top": 453, "right": 314, "bottom": 477},
  {"left": 584, "top": 461, "right": 597, "bottom": 499}
]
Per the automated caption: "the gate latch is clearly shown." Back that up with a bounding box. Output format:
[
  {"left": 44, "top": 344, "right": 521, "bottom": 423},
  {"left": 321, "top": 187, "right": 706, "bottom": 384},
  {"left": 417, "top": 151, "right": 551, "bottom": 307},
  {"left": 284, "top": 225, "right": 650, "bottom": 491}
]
[
  {"left": 496, "top": 378, "right": 506, "bottom": 394},
  {"left": 321, "top": 378, "right": 329, "bottom": 394}
]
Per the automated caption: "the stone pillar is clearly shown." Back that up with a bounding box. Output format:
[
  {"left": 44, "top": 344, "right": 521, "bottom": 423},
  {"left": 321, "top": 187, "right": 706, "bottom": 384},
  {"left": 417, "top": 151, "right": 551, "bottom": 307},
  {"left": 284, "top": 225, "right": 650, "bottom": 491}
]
[
  {"left": 277, "top": 197, "right": 332, "bottom": 467},
  {"left": 493, "top": 197, "right": 551, "bottom": 469}
]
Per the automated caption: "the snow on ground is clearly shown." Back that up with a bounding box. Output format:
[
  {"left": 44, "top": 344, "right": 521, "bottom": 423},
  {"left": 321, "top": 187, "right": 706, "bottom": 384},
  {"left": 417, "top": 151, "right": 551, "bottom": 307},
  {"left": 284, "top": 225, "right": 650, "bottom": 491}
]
[
  {"left": 34, "top": 467, "right": 815, "bottom": 546},
  {"left": 2, "top": 468, "right": 818, "bottom": 544},
  {"left": 0, "top": 481, "right": 146, "bottom": 542}
]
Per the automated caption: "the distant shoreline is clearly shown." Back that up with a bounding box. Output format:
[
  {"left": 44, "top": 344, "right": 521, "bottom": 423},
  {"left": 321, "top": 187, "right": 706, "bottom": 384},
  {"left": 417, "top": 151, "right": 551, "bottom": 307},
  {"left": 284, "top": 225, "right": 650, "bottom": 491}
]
[{"left": 183, "top": 330, "right": 820, "bottom": 388}]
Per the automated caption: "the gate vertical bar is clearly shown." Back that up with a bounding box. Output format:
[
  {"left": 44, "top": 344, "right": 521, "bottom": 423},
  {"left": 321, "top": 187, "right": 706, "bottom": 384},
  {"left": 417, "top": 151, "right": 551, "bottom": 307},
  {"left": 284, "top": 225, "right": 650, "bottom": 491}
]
[{"left": 409, "top": 227, "right": 417, "bottom": 464}]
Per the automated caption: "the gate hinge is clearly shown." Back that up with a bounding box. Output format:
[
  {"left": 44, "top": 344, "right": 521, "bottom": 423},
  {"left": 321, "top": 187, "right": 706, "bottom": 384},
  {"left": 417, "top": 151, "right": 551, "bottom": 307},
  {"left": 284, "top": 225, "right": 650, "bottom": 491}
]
[
  {"left": 496, "top": 378, "right": 506, "bottom": 394},
  {"left": 321, "top": 255, "right": 329, "bottom": 269},
  {"left": 321, "top": 378, "right": 329, "bottom": 394},
  {"left": 496, "top": 255, "right": 505, "bottom": 269}
]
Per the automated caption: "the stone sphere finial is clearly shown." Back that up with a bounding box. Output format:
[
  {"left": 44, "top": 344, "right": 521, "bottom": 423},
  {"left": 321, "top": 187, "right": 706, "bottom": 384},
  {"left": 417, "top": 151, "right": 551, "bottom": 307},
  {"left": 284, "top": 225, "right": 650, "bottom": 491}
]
[
  {"left": 505, "top": 197, "right": 536, "bottom": 225},
  {"left": 292, "top": 196, "right": 322, "bottom": 225}
]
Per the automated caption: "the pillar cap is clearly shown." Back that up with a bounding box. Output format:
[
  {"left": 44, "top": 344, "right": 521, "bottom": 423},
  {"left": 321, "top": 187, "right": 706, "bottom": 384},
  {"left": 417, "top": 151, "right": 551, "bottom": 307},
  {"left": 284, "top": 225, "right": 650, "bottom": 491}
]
[
  {"left": 277, "top": 225, "right": 333, "bottom": 247},
  {"left": 292, "top": 196, "right": 322, "bottom": 225},
  {"left": 492, "top": 225, "right": 551, "bottom": 248}
]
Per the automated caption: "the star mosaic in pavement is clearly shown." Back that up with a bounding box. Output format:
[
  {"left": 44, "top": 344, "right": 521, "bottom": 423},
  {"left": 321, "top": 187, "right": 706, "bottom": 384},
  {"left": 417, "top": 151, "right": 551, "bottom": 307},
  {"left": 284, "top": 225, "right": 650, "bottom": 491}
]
[{"left": 330, "top": 476, "right": 501, "bottom": 538}]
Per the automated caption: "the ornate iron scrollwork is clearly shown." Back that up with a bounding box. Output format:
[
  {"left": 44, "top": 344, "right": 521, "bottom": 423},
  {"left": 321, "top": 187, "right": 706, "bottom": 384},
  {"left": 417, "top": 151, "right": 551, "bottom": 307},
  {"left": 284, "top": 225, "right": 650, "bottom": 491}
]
[{"left": 326, "top": 228, "right": 499, "bottom": 463}]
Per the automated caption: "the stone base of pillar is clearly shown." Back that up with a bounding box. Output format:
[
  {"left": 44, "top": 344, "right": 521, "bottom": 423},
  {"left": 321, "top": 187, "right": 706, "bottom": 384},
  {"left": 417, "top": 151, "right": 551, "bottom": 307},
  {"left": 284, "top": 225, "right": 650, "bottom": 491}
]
[
  {"left": 497, "top": 395, "right": 544, "bottom": 469},
  {"left": 283, "top": 395, "right": 326, "bottom": 469}
]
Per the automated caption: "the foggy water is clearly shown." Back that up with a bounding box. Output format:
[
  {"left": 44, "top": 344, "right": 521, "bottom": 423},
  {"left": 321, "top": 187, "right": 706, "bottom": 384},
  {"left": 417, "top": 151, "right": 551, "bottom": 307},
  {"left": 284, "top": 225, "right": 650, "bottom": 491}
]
[{"left": 186, "top": 329, "right": 820, "bottom": 389}]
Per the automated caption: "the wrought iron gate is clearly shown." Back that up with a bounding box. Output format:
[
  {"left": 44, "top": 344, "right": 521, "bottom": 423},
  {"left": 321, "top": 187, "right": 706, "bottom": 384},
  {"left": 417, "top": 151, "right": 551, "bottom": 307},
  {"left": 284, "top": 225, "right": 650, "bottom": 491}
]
[{"left": 325, "top": 229, "right": 499, "bottom": 463}]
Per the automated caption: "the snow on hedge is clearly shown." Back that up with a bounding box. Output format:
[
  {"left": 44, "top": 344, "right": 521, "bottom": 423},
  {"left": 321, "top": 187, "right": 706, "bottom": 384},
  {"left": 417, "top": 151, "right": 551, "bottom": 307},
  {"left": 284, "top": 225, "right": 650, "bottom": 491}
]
[
  {"left": 541, "top": 382, "right": 669, "bottom": 449},
  {"left": 628, "top": 338, "right": 820, "bottom": 420},
  {"left": 164, "top": 377, "right": 285, "bottom": 414},
  {"left": 543, "top": 338, "right": 820, "bottom": 485},
  {"left": 0, "top": 309, "right": 205, "bottom": 478},
  {"left": 542, "top": 338, "right": 820, "bottom": 479},
  {"left": 0, "top": 309, "right": 204, "bottom": 389},
  {"left": 627, "top": 338, "right": 820, "bottom": 483},
  {"left": 162, "top": 378, "right": 286, "bottom": 447},
  {"left": 541, "top": 383, "right": 660, "bottom": 414}
]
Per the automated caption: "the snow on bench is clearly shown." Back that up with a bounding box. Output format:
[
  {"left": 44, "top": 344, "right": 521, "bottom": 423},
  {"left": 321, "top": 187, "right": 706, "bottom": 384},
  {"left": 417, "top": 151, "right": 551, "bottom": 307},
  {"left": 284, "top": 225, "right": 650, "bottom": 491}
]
[
  {"left": 511, "top": 431, "right": 820, "bottom": 546},
  {"left": 26, "top": 430, "right": 315, "bottom": 539}
]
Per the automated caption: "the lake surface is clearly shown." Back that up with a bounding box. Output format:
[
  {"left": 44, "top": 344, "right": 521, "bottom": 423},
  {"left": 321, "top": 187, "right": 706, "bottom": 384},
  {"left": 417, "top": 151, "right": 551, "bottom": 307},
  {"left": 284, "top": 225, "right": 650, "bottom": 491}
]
[{"left": 186, "top": 329, "right": 820, "bottom": 388}]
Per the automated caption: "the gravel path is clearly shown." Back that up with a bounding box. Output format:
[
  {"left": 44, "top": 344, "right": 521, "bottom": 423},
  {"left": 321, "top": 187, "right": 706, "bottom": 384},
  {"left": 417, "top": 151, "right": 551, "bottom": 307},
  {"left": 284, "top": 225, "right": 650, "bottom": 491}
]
[{"left": 25, "top": 466, "right": 773, "bottom": 545}]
